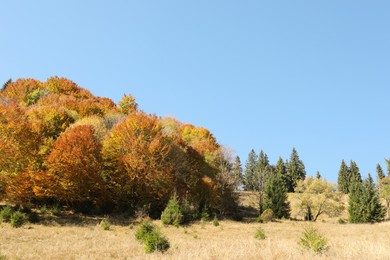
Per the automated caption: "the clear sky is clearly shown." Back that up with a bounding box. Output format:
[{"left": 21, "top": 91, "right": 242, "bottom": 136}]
[{"left": 1, "top": 1, "right": 389, "bottom": 182}]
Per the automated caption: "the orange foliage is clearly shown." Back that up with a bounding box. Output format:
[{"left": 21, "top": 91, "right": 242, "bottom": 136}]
[
  {"left": 103, "top": 112, "right": 174, "bottom": 210},
  {"left": 34, "top": 125, "right": 104, "bottom": 205},
  {"left": 0, "top": 78, "right": 44, "bottom": 106},
  {"left": 118, "top": 94, "right": 138, "bottom": 115}
]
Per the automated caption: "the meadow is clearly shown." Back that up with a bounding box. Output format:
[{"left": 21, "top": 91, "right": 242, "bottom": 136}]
[{"left": 1, "top": 192, "right": 390, "bottom": 260}]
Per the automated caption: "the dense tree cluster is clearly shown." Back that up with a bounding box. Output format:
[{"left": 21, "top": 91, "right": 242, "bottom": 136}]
[{"left": 0, "top": 77, "right": 238, "bottom": 217}]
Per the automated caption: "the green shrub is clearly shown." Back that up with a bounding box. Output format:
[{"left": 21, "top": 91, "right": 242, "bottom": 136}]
[
  {"left": 0, "top": 205, "right": 13, "bottom": 223},
  {"left": 161, "top": 196, "right": 183, "bottom": 227},
  {"left": 256, "top": 216, "right": 263, "bottom": 223},
  {"left": 10, "top": 211, "right": 25, "bottom": 228},
  {"left": 28, "top": 211, "right": 40, "bottom": 223},
  {"left": 135, "top": 221, "right": 157, "bottom": 242},
  {"left": 261, "top": 209, "right": 274, "bottom": 223},
  {"left": 298, "top": 226, "right": 328, "bottom": 253},
  {"left": 39, "top": 205, "right": 48, "bottom": 214},
  {"left": 144, "top": 231, "right": 170, "bottom": 253},
  {"left": 212, "top": 215, "right": 219, "bottom": 226},
  {"left": 254, "top": 227, "right": 266, "bottom": 240},
  {"left": 50, "top": 204, "right": 61, "bottom": 216},
  {"left": 201, "top": 208, "right": 210, "bottom": 221},
  {"left": 101, "top": 219, "right": 110, "bottom": 230},
  {"left": 135, "top": 221, "right": 170, "bottom": 253}
]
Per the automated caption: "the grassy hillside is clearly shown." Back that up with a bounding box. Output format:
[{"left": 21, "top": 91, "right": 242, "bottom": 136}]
[{"left": 1, "top": 192, "right": 389, "bottom": 259}]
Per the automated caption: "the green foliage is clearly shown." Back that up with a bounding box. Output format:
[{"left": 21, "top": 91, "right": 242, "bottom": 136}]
[
  {"left": 10, "top": 211, "right": 25, "bottom": 228},
  {"left": 200, "top": 208, "right": 210, "bottom": 221},
  {"left": 244, "top": 149, "right": 258, "bottom": 191},
  {"left": 254, "top": 227, "right": 266, "bottom": 240},
  {"left": 260, "top": 209, "right": 274, "bottom": 223},
  {"left": 0, "top": 205, "right": 13, "bottom": 222},
  {"left": 298, "top": 226, "right": 328, "bottom": 253},
  {"left": 161, "top": 196, "right": 183, "bottom": 227},
  {"left": 212, "top": 215, "right": 219, "bottom": 226},
  {"left": 39, "top": 205, "right": 48, "bottom": 214},
  {"left": 144, "top": 231, "right": 170, "bottom": 253},
  {"left": 377, "top": 164, "right": 385, "bottom": 180},
  {"left": 231, "top": 156, "right": 243, "bottom": 189},
  {"left": 337, "top": 160, "right": 350, "bottom": 194},
  {"left": 286, "top": 148, "right": 306, "bottom": 192},
  {"left": 263, "top": 162, "right": 291, "bottom": 219},
  {"left": 135, "top": 221, "right": 170, "bottom": 253},
  {"left": 101, "top": 219, "right": 110, "bottom": 230},
  {"left": 349, "top": 174, "right": 385, "bottom": 223}
]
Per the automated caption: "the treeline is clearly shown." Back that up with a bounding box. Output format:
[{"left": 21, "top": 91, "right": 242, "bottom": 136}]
[
  {"left": 240, "top": 148, "right": 390, "bottom": 223},
  {"left": 0, "top": 77, "right": 238, "bottom": 217}
]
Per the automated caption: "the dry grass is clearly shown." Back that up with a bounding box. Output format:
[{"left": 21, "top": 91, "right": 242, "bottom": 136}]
[
  {"left": 1, "top": 192, "right": 389, "bottom": 259},
  {"left": 1, "top": 219, "right": 390, "bottom": 259}
]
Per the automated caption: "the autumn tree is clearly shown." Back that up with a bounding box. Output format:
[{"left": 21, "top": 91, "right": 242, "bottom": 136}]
[
  {"left": 294, "top": 177, "right": 344, "bottom": 221},
  {"left": 118, "top": 94, "right": 138, "bottom": 115},
  {"left": 34, "top": 125, "right": 104, "bottom": 210},
  {"left": 102, "top": 112, "right": 175, "bottom": 215}
]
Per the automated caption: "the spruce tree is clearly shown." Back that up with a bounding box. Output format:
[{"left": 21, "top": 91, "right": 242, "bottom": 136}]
[
  {"left": 286, "top": 148, "right": 306, "bottom": 192},
  {"left": 274, "top": 157, "right": 288, "bottom": 190},
  {"left": 1, "top": 78, "right": 11, "bottom": 91},
  {"left": 244, "top": 149, "right": 258, "bottom": 191},
  {"left": 337, "top": 160, "right": 350, "bottom": 194},
  {"left": 377, "top": 164, "right": 385, "bottom": 181},
  {"left": 231, "top": 156, "right": 243, "bottom": 189},
  {"left": 315, "top": 171, "right": 321, "bottom": 179},
  {"left": 262, "top": 170, "right": 290, "bottom": 219},
  {"left": 348, "top": 174, "right": 385, "bottom": 223},
  {"left": 256, "top": 150, "right": 271, "bottom": 213}
]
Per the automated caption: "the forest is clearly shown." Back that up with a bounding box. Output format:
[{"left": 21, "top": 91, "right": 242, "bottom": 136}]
[
  {"left": 1, "top": 77, "right": 390, "bottom": 258},
  {"left": 1, "top": 77, "right": 389, "bottom": 223}
]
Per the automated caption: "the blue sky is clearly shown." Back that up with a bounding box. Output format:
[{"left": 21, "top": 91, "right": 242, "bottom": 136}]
[{"left": 1, "top": 1, "right": 389, "bottom": 182}]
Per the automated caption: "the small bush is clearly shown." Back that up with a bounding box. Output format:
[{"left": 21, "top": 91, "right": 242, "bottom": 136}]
[
  {"left": 299, "top": 226, "right": 328, "bottom": 253},
  {"left": 39, "top": 205, "right": 47, "bottom": 214},
  {"left": 135, "top": 221, "right": 157, "bottom": 242},
  {"left": 10, "top": 211, "right": 25, "bottom": 228},
  {"left": 212, "top": 215, "right": 219, "bottom": 226},
  {"left": 144, "top": 231, "right": 170, "bottom": 253},
  {"left": 256, "top": 216, "right": 263, "bottom": 223},
  {"left": 260, "top": 209, "right": 274, "bottom": 223},
  {"left": 201, "top": 209, "right": 210, "bottom": 221},
  {"left": 254, "top": 227, "right": 266, "bottom": 240},
  {"left": 50, "top": 204, "right": 61, "bottom": 216},
  {"left": 338, "top": 218, "right": 347, "bottom": 224},
  {"left": 161, "top": 196, "right": 183, "bottom": 227},
  {"left": 0, "top": 205, "right": 13, "bottom": 223},
  {"left": 135, "top": 221, "right": 170, "bottom": 253},
  {"left": 28, "top": 211, "right": 40, "bottom": 223},
  {"left": 101, "top": 220, "right": 110, "bottom": 230}
]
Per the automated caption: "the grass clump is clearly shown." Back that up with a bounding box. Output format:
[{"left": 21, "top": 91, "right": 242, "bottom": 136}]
[
  {"left": 260, "top": 209, "right": 274, "bottom": 223},
  {"left": 299, "top": 226, "right": 328, "bottom": 253},
  {"left": 338, "top": 218, "right": 347, "bottom": 224},
  {"left": 10, "top": 211, "right": 25, "bottom": 228},
  {"left": 161, "top": 195, "right": 183, "bottom": 227},
  {"left": 254, "top": 227, "right": 266, "bottom": 240},
  {"left": 135, "top": 221, "right": 170, "bottom": 253},
  {"left": 101, "top": 219, "right": 110, "bottom": 230},
  {"left": 212, "top": 215, "right": 219, "bottom": 226},
  {"left": 0, "top": 205, "right": 13, "bottom": 223}
]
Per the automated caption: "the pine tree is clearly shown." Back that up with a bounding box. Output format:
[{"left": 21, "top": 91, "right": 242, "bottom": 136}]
[
  {"left": 1, "top": 78, "right": 11, "bottom": 91},
  {"left": 349, "top": 160, "right": 362, "bottom": 192},
  {"left": 256, "top": 150, "right": 271, "bottom": 213},
  {"left": 348, "top": 174, "right": 385, "bottom": 223},
  {"left": 377, "top": 164, "right": 385, "bottom": 181},
  {"left": 244, "top": 149, "right": 258, "bottom": 191},
  {"left": 286, "top": 148, "right": 306, "bottom": 192},
  {"left": 231, "top": 156, "right": 243, "bottom": 189},
  {"left": 315, "top": 171, "right": 321, "bottom": 179},
  {"left": 274, "top": 157, "right": 289, "bottom": 192},
  {"left": 262, "top": 169, "right": 290, "bottom": 219},
  {"left": 337, "top": 160, "right": 350, "bottom": 194}
]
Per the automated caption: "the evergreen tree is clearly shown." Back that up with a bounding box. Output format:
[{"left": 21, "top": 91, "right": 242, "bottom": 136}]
[
  {"left": 286, "top": 148, "right": 306, "bottom": 192},
  {"left": 386, "top": 159, "right": 390, "bottom": 176},
  {"left": 244, "top": 149, "right": 258, "bottom": 191},
  {"left": 315, "top": 171, "right": 321, "bottom": 179},
  {"left": 262, "top": 169, "right": 290, "bottom": 219},
  {"left": 377, "top": 163, "right": 385, "bottom": 181},
  {"left": 231, "top": 156, "right": 243, "bottom": 189},
  {"left": 256, "top": 150, "right": 271, "bottom": 213},
  {"left": 274, "top": 157, "right": 288, "bottom": 190},
  {"left": 348, "top": 174, "right": 385, "bottom": 223},
  {"left": 1, "top": 78, "right": 11, "bottom": 91},
  {"left": 337, "top": 160, "right": 350, "bottom": 194}
]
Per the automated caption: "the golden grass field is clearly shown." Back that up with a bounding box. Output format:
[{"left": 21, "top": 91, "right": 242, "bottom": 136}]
[{"left": 1, "top": 192, "right": 390, "bottom": 260}]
